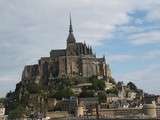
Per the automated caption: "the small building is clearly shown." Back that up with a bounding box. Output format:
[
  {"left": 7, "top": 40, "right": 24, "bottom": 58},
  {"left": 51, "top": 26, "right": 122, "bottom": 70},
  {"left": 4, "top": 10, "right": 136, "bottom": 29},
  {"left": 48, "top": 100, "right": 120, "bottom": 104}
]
[
  {"left": 156, "top": 96, "right": 160, "bottom": 104},
  {"left": 127, "top": 91, "right": 137, "bottom": 100},
  {"left": 55, "top": 97, "right": 78, "bottom": 114},
  {"left": 106, "top": 94, "right": 119, "bottom": 103},
  {"left": 79, "top": 97, "right": 99, "bottom": 107},
  {"left": 156, "top": 104, "right": 160, "bottom": 119},
  {"left": 144, "top": 94, "right": 159, "bottom": 104},
  {"left": 105, "top": 82, "right": 115, "bottom": 90},
  {"left": 0, "top": 104, "right": 5, "bottom": 120}
]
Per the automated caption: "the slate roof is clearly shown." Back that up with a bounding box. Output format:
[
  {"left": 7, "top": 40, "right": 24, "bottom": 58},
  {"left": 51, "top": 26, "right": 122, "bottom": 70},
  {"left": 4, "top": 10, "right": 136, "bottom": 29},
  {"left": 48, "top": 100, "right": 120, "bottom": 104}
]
[{"left": 50, "top": 49, "right": 66, "bottom": 57}]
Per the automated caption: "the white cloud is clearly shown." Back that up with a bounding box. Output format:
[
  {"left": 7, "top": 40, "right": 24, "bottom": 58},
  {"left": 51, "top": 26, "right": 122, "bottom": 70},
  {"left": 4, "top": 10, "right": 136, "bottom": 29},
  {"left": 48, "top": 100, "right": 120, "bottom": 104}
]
[
  {"left": 108, "top": 49, "right": 160, "bottom": 63},
  {"left": 129, "top": 31, "right": 160, "bottom": 45},
  {"left": 144, "top": 49, "right": 160, "bottom": 59},
  {"left": 109, "top": 54, "right": 134, "bottom": 62},
  {"left": 146, "top": 2, "right": 160, "bottom": 22}
]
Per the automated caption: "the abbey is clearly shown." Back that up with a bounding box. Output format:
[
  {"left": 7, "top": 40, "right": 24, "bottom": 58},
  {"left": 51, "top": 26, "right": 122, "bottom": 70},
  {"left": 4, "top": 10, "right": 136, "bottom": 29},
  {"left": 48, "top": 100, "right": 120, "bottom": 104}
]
[
  {"left": 22, "top": 17, "right": 112, "bottom": 85},
  {"left": 49, "top": 18, "right": 111, "bottom": 78}
]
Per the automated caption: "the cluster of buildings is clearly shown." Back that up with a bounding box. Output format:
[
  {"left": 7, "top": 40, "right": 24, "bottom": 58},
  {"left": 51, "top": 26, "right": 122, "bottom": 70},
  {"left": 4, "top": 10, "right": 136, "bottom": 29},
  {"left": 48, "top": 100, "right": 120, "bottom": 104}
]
[{"left": 46, "top": 95, "right": 160, "bottom": 119}]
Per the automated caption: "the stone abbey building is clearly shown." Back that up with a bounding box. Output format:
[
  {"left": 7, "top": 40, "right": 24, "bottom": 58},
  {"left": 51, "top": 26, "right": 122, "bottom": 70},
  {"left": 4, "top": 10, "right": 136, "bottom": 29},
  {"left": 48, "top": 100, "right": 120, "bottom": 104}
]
[{"left": 22, "top": 17, "right": 112, "bottom": 85}]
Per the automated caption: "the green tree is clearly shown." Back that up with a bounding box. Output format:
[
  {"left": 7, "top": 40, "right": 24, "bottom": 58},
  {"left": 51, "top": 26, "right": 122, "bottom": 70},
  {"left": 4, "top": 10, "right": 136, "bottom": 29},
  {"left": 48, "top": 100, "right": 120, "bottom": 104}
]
[
  {"left": 106, "top": 87, "right": 118, "bottom": 95},
  {"left": 92, "top": 79, "right": 105, "bottom": 91},
  {"left": 127, "top": 82, "right": 137, "bottom": 91},
  {"left": 109, "top": 78, "right": 116, "bottom": 85},
  {"left": 54, "top": 88, "right": 74, "bottom": 99},
  {"left": 8, "top": 105, "right": 26, "bottom": 119},
  {"left": 98, "top": 92, "right": 106, "bottom": 103},
  {"left": 0, "top": 98, "right": 5, "bottom": 103},
  {"left": 27, "top": 83, "right": 41, "bottom": 94}
]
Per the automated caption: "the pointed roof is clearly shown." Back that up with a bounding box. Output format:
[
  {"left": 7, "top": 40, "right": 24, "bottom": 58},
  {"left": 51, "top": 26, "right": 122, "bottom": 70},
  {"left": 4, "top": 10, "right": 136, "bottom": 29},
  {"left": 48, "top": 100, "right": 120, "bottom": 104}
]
[
  {"left": 67, "top": 13, "right": 76, "bottom": 43},
  {"left": 69, "top": 13, "right": 73, "bottom": 33}
]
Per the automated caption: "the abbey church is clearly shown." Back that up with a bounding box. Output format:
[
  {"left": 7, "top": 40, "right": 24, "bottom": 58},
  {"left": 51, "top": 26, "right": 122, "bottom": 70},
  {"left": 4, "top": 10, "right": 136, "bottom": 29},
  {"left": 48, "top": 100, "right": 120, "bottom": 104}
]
[{"left": 22, "top": 17, "right": 112, "bottom": 85}]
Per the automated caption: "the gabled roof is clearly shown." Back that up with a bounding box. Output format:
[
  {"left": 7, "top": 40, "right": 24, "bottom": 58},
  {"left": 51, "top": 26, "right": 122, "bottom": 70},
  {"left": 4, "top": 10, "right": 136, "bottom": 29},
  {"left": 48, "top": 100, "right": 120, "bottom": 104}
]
[{"left": 67, "top": 32, "right": 76, "bottom": 43}]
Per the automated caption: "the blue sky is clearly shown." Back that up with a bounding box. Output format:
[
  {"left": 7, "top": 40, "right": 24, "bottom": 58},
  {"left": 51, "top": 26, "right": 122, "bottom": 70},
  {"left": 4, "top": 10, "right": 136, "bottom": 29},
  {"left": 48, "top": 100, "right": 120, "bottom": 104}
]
[{"left": 0, "top": 0, "right": 160, "bottom": 97}]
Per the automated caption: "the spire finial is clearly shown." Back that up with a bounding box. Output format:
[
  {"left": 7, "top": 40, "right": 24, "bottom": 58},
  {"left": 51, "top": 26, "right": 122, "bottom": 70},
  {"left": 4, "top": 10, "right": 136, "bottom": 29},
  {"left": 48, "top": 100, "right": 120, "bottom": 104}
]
[{"left": 69, "top": 13, "right": 73, "bottom": 33}]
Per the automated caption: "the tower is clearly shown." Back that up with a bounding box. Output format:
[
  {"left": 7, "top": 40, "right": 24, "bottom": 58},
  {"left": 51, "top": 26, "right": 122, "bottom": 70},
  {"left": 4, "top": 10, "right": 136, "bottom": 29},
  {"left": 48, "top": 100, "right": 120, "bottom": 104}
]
[
  {"left": 66, "top": 14, "right": 77, "bottom": 56},
  {"left": 66, "top": 14, "right": 79, "bottom": 77}
]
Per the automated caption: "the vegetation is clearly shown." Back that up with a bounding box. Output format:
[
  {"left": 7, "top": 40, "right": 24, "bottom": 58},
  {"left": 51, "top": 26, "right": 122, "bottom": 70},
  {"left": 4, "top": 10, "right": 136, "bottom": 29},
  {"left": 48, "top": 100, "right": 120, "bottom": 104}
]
[
  {"left": 8, "top": 105, "right": 26, "bottom": 119},
  {"left": 0, "top": 98, "right": 5, "bottom": 103},
  {"left": 109, "top": 78, "right": 116, "bottom": 85},
  {"left": 5, "top": 74, "right": 144, "bottom": 118},
  {"left": 26, "top": 83, "right": 41, "bottom": 94},
  {"left": 53, "top": 88, "right": 74, "bottom": 100},
  {"left": 98, "top": 92, "right": 106, "bottom": 103},
  {"left": 89, "top": 76, "right": 106, "bottom": 91},
  {"left": 106, "top": 87, "right": 118, "bottom": 95},
  {"left": 79, "top": 90, "right": 95, "bottom": 98},
  {"left": 127, "top": 82, "right": 137, "bottom": 91}
]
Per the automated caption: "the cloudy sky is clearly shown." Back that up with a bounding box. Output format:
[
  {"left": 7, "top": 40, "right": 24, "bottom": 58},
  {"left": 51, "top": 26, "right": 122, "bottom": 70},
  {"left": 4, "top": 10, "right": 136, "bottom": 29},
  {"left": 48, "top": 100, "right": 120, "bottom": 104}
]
[{"left": 0, "top": 0, "right": 160, "bottom": 97}]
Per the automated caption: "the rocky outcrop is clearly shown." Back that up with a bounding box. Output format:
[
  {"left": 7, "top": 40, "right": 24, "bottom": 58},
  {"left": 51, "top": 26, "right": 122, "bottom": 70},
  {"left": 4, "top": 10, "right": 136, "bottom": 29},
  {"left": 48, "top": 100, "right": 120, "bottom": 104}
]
[{"left": 22, "top": 64, "right": 39, "bottom": 84}]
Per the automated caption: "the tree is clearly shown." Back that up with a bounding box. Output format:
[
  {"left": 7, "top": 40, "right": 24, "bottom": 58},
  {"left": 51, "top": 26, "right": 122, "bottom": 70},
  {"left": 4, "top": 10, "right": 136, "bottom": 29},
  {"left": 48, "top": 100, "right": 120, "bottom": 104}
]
[
  {"left": 127, "top": 82, "right": 137, "bottom": 91},
  {"left": 109, "top": 78, "right": 116, "bottom": 85},
  {"left": 106, "top": 87, "right": 118, "bottom": 95},
  {"left": 90, "top": 77, "right": 105, "bottom": 91},
  {"left": 8, "top": 105, "right": 26, "bottom": 119},
  {"left": 98, "top": 92, "right": 106, "bottom": 103},
  {"left": 53, "top": 88, "right": 74, "bottom": 99},
  {"left": 0, "top": 98, "right": 5, "bottom": 103},
  {"left": 27, "top": 83, "right": 41, "bottom": 94}
]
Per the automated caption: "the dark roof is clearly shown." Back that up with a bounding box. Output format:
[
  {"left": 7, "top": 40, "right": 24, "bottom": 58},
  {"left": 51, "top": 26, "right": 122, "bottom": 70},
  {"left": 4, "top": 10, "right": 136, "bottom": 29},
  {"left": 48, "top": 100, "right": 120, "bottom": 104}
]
[
  {"left": 67, "top": 32, "right": 76, "bottom": 43},
  {"left": 50, "top": 49, "right": 66, "bottom": 57}
]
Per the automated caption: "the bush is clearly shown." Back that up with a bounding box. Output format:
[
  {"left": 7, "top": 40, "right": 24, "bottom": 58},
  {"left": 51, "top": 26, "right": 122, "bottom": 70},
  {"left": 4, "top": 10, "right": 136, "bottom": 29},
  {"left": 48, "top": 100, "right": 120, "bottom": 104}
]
[
  {"left": 53, "top": 88, "right": 74, "bottom": 99},
  {"left": 106, "top": 87, "right": 118, "bottom": 95},
  {"left": 79, "top": 90, "right": 95, "bottom": 98},
  {"left": 27, "top": 83, "right": 41, "bottom": 94},
  {"left": 127, "top": 82, "right": 137, "bottom": 91},
  {"left": 98, "top": 92, "right": 106, "bottom": 103},
  {"left": 8, "top": 105, "right": 26, "bottom": 119},
  {"left": 92, "top": 79, "right": 105, "bottom": 91},
  {"left": 0, "top": 98, "right": 5, "bottom": 103}
]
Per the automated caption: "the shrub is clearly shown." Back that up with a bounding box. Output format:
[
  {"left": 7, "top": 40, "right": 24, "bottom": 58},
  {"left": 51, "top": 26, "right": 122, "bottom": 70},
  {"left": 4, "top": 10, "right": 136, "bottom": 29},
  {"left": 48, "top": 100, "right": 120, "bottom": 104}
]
[{"left": 8, "top": 105, "right": 26, "bottom": 119}]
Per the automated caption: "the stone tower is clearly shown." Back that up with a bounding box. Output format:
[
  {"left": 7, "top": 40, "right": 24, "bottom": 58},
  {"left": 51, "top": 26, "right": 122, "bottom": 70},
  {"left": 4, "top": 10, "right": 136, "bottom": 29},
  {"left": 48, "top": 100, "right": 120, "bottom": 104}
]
[
  {"left": 66, "top": 14, "right": 79, "bottom": 76},
  {"left": 66, "top": 14, "right": 76, "bottom": 56}
]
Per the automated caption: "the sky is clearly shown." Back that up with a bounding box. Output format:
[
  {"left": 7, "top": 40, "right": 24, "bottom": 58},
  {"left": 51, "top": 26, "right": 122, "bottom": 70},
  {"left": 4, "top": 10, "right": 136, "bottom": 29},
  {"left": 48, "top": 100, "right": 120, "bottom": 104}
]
[{"left": 0, "top": 0, "right": 160, "bottom": 97}]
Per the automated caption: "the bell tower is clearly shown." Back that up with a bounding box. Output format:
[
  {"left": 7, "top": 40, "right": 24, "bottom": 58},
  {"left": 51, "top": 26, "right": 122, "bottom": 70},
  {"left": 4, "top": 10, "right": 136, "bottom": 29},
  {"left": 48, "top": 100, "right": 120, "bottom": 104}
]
[{"left": 66, "top": 14, "right": 77, "bottom": 56}]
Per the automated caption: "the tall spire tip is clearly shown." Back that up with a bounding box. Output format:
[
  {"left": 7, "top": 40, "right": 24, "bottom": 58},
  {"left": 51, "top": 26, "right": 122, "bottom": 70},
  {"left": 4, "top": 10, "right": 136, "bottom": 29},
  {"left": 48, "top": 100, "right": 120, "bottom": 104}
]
[{"left": 69, "top": 13, "right": 73, "bottom": 33}]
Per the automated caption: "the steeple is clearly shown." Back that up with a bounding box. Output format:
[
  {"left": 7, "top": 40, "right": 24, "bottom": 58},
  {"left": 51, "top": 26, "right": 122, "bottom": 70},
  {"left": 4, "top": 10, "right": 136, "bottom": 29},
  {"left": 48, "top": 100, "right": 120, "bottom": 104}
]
[
  {"left": 67, "top": 13, "right": 76, "bottom": 44},
  {"left": 69, "top": 13, "right": 73, "bottom": 33},
  {"left": 66, "top": 14, "right": 76, "bottom": 56}
]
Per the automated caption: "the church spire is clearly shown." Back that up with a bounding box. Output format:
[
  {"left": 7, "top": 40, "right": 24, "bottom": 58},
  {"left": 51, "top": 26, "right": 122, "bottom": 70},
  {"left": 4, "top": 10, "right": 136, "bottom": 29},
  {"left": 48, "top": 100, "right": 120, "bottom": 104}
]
[
  {"left": 67, "top": 13, "right": 76, "bottom": 44},
  {"left": 69, "top": 13, "right": 73, "bottom": 33}
]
